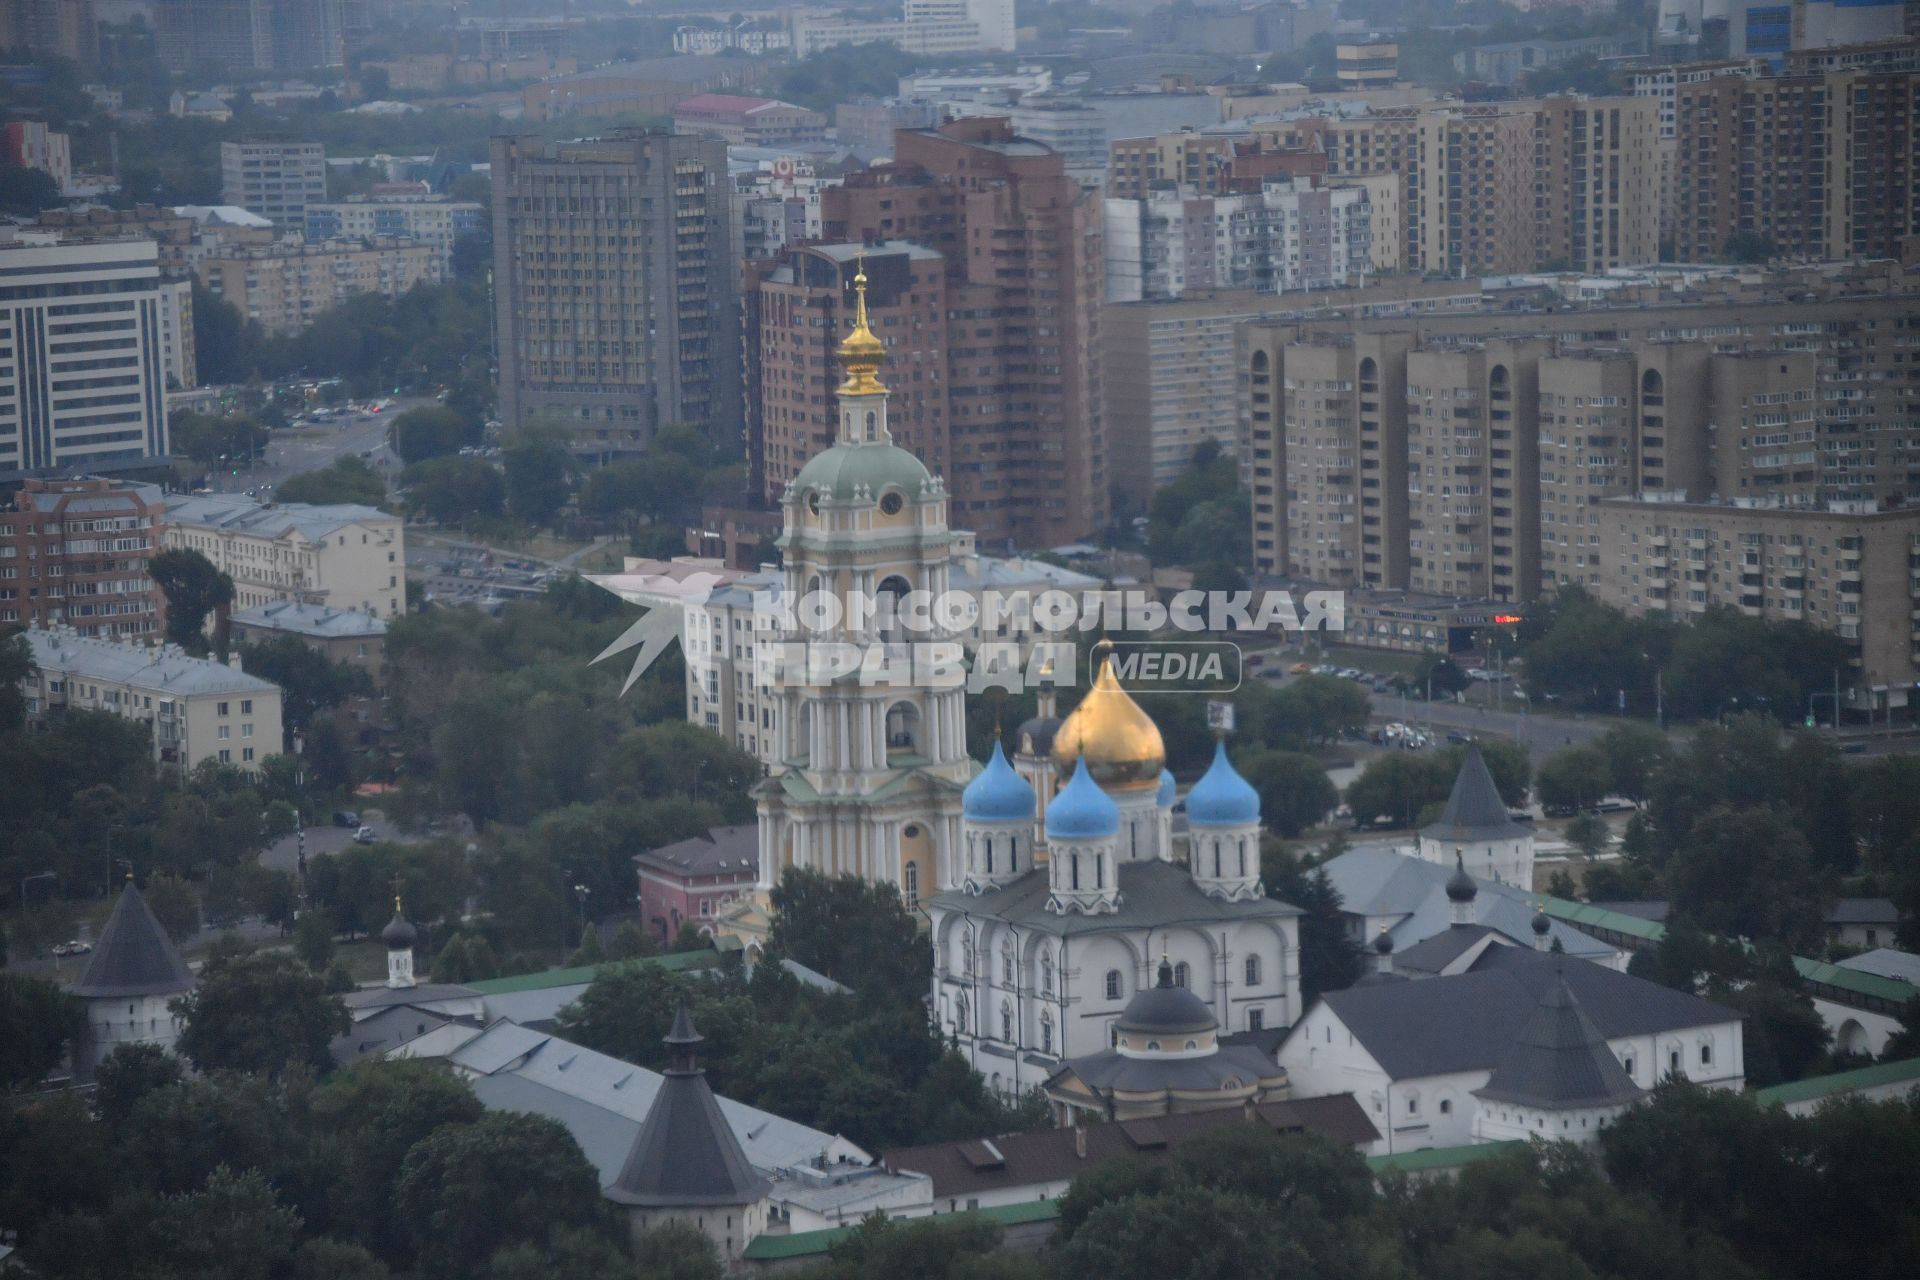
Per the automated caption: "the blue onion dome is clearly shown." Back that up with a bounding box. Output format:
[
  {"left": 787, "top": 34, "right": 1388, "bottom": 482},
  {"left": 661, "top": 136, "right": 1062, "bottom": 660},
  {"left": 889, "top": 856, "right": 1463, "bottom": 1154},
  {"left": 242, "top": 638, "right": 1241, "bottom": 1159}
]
[
  {"left": 1045, "top": 757, "right": 1121, "bottom": 841},
  {"left": 1185, "top": 741, "right": 1261, "bottom": 828},
  {"left": 1156, "top": 768, "right": 1177, "bottom": 808},
  {"left": 963, "top": 742, "right": 1037, "bottom": 822}
]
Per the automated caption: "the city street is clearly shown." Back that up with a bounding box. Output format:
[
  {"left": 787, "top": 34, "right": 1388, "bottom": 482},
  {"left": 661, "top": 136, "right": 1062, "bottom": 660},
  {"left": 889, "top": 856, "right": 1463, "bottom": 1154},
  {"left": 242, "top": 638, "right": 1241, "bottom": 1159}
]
[{"left": 204, "top": 395, "right": 438, "bottom": 497}]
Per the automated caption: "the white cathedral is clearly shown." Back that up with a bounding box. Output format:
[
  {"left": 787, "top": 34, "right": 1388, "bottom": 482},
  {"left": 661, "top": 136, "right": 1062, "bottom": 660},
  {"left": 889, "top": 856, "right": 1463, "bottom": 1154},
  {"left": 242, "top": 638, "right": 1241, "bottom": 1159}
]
[{"left": 742, "top": 263, "right": 1301, "bottom": 1098}]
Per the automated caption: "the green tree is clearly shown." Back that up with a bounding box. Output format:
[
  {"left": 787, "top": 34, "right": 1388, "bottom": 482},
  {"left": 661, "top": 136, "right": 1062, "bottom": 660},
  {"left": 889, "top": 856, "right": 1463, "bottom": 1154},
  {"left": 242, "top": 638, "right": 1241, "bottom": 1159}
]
[
  {"left": 395, "top": 1112, "right": 605, "bottom": 1280},
  {"left": 295, "top": 906, "right": 337, "bottom": 972},
  {"left": 1061, "top": 1182, "right": 1297, "bottom": 1280},
  {"left": 1236, "top": 748, "right": 1337, "bottom": 838},
  {"left": 1668, "top": 806, "right": 1830, "bottom": 951},
  {"left": 0, "top": 629, "right": 32, "bottom": 732},
  {"left": 172, "top": 947, "right": 350, "bottom": 1076},
  {"left": 1564, "top": 811, "right": 1610, "bottom": 861},
  {"left": 277, "top": 457, "right": 389, "bottom": 508},
  {"left": 501, "top": 430, "right": 575, "bottom": 526},
  {"left": 1536, "top": 745, "right": 1612, "bottom": 815},
  {"left": 770, "top": 867, "right": 928, "bottom": 1009},
  {"left": 401, "top": 456, "right": 505, "bottom": 526},
  {"left": 150, "top": 547, "right": 236, "bottom": 651},
  {"left": 0, "top": 972, "right": 83, "bottom": 1088},
  {"left": 389, "top": 405, "right": 482, "bottom": 465},
  {"left": 92, "top": 1041, "right": 185, "bottom": 1126},
  {"left": 1263, "top": 845, "right": 1362, "bottom": 1003},
  {"left": 239, "top": 637, "right": 374, "bottom": 740},
  {"left": 1595, "top": 721, "right": 1671, "bottom": 805}
]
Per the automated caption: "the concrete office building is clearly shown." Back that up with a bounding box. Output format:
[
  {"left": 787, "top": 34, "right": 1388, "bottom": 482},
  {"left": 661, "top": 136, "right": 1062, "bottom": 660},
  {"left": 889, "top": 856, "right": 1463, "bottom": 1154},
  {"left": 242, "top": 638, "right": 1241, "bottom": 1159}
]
[
  {"left": 0, "top": 236, "right": 172, "bottom": 481},
  {"left": 821, "top": 117, "right": 1107, "bottom": 548},
  {"left": 195, "top": 238, "right": 441, "bottom": 336},
  {"left": 19, "top": 626, "right": 285, "bottom": 772},
  {"left": 219, "top": 137, "right": 327, "bottom": 226},
  {"left": 0, "top": 478, "right": 167, "bottom": 637},
  {"left": 162, "top": 493, "right": 405, "bottom": 617},
  {"left": 491, "top": 130, "right": 740, "bottom": 459}
]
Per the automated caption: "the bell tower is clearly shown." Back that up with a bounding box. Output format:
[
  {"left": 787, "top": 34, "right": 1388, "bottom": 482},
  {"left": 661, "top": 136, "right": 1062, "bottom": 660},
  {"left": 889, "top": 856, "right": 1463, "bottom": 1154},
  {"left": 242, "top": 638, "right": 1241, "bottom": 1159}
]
[{"left": 752, "top": 256, "right": 972, "bottom": 911}]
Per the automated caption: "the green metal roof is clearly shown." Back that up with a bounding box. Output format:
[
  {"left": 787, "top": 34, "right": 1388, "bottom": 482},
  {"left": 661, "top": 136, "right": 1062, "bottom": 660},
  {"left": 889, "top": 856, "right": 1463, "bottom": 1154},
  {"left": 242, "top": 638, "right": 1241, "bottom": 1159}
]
[
  {"left": 739, "top": 1198, "right": 1062, "bottom": 1260},
  {"left": 463, "top": 949, "right": 721, "bottom": 995},
  {"left": 1366, "top": 1140, "right": 1524, "bottom": 1174},
  {"left": 1792, "top": 956, "right": 1915, "bottom": 1005},
  {"left": 1539, "top": 897, "right": 1667, "bottom": 942},
  {"left": 1752, "top": 1056, "right": 1920, "bottom": 1107}
]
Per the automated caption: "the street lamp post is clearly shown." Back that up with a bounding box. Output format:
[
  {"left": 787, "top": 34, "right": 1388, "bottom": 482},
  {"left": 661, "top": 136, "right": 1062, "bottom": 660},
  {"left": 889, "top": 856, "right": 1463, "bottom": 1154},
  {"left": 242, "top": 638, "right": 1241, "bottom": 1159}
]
[{"left": 20, "top": 870, "right": 55, "bottom": 915}]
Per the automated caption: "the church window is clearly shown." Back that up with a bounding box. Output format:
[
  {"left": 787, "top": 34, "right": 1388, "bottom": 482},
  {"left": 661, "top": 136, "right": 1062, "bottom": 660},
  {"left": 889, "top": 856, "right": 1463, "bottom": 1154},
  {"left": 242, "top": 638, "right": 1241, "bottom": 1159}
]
[
  {"left": 1000, "top": 1000, "right": 1013, "bottom": 1043},
  {"left": 903, "top": 862, "right": 919, "bottom": 908},
  {"left": 1147, "top": 1040, "right": 1162, "bottom": 1052},
  {"left": 1070, "top": 853, "right": 1081, "bottom": 890},
  {"left": 955, "top": 993, "right": 969, "bottom": 1032},
  {"left": 961, "top": 938, "right": 974, "bottom": 975},
  {"left": 1095, "top": 855, "right": 1104, "bottom": 889},
  {"left": 1173, "top": 962, "right": 1190, "bottom": 989},
  {"left": 1245, "top": 954, "right": 1262, "bottom": 986},
  {"left": 1622, "top": 1055, "right": 1635, "bottom": 1077},
  {"left": 1040, "top": 951, "right": 1054, "bottom": 994},
  {"left": 1439, "top": 1099, "right": 1452, "bottom": 1115},
  {"left": 1700, "top": 1043, "right": 1713, "bottom": 1066},
  {"left": 1041, "top": 1010, "right": 1054, "bottom": 1053},
  {"left": 1105, "top": 969, "right": 1122, "bottom": 1001},
  {"left": 984, "top": 837, "right": 993, "bottom": 874},
  {"left": 1670, "top": 1050, "right": 1680, "bottom": 1073},
  {"left": 1213, "top": 842, "right": 1221, "bottom": 878},
  {"left": 1238, "top": 841, "right": 1247, "bottom": 877},
  {"left": 1248, "top": 1009, "right": 1263, "bottom": 1031},
  {"left": 881, "top": 491, "right": 903, "bottom": 515},
  {"left": 1408, "top": 1096, "right": 1419, "bottom": 1115},
  {"left": 1185, "top": 1040, "right": 1197, "bottom": 1051},
  {"left": 865, "top": 410, "right": 877, "bottom": 440},
  {"left": 1001, "top": 938, "right": 1015, "bottom": 983}
]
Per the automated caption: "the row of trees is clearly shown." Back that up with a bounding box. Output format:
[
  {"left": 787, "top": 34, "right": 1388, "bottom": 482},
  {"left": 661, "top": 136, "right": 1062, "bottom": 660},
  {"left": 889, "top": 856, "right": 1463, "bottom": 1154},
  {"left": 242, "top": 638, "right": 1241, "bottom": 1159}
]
[{"left": 1518, "top": 587, "right": 1855, "bottom": 724}]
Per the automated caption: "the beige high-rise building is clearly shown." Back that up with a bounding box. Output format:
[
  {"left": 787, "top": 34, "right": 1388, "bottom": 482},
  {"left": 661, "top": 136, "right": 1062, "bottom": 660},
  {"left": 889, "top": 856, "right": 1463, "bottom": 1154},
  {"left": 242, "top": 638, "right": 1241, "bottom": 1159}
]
[
  {"left": 1594, "top": 498, "right": 1920, "bottom": 692},
  {"left": 1534, "top": 97, "right": 1661, "bottom": 273},
  {"left": 196, "top": 238, "right": 440, "bottom": 336},
  {"left": 1241, "top": 267, "right": 1920, "bottom": 615},
  {"left": 1412, "top": 108, "right": 1538, "bottom": 278}
]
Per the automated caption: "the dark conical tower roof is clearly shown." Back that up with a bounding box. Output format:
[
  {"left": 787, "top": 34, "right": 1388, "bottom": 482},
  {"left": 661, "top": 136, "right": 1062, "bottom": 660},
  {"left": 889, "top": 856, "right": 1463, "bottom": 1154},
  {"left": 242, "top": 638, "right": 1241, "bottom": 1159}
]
[
  {"left": 606, "top": 1001, "right": 771, "bottom": 1209},
  {"left": 1474, "top": 973, "right": 1645, "bottom": 1110},
  {"left": 69, "top": 881, "right": 196, "bottom": 999},
  {"left": 1423, "top": 746, "right": 1531, "bottom": 843}
]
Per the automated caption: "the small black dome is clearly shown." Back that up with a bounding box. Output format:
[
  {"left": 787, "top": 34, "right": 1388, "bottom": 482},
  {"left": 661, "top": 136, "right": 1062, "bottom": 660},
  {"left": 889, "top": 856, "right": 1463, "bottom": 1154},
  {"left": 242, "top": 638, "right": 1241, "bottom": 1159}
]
[
  {"left": 1532, "top": 909, "right": 1551, "bottom": 936},
  {"left": 1115, "top": 959, "right": 1216, "bottom": 1037},
  {"left": 1015, "top": 715, "right": 1061, "bottom": 759},
  {"left": 381, "top": 910, "right": 416, "bottom": 949},
  {"left": 1373, "top": 928, "right": 1395, "bottom": 955},
  {"left": 1445, "top": 854, "right": 1478, "bottom": 904}
]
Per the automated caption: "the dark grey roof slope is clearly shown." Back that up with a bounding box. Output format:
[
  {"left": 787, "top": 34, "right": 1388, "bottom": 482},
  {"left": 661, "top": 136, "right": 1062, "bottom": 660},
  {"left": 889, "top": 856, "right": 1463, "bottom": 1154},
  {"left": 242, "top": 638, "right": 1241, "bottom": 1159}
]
[
  {"left": 1116, "top": 959, "right": 1217, "bottom": 1036},
  {"left": 1474, "top": 975, "right": 1645, "bottom": 1110},
  {"left": 1051, "top": 1042, "right": 1283, "bottom": 1094},
  {"left": 69, "top": 882, "right": 196, "bottom": 998},
  {"left": 930, "top": 858, "right": 1300, "bottom": 937},
  {"left": 633, "top": 824, "right": 759, "bottom": 879},
  {"left": 1392, "top": 924, "right": 1505, "bottom": 977},
  {"left": 1316, "top": 946, "right": 1736, "bottom": 1080},
  {"left": 606, "top": 1002, "right": 771, "bottom": 1208},
  {"left": 1422, "top": 746, "right": 1530, "bottom": 842}
]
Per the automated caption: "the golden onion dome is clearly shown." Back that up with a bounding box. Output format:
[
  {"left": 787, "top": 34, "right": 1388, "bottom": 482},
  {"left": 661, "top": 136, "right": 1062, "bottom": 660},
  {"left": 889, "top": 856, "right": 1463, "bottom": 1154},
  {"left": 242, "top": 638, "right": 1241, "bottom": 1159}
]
[
  {"left": 837, "top": 262, "right": 887, "bottom": 395},
  {"left": 1051, "top": 642, "right": 1166, "bottom": 791}
]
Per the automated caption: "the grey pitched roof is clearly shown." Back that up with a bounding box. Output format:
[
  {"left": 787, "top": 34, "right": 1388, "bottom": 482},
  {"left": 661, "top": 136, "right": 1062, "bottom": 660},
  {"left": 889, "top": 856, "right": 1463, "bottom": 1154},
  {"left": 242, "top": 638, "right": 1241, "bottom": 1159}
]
[
  {"left": 1321, "top": 847, "right": 1615, "bottom": 962},
  {"left": 633, "top": 824, "right": 760, "bottom": 879},
  {"left": 26, "top": 628, "right": 281, "bottom": 698},
  {"left": 1422, "top": 746, "right": 1531, "bottom": 842},
  {"left": 1391, "top": 924, "right": 1506, "bottom": 977},
  {"left": 1050, "top": 1042, "right": 1283, "bottom": 1094},
  {"left": 1474, "top": 975, "right": 1645, "bottom": 1110},
  {"left": 163, "top": 493, "right": 395, "bottom": 542},
  {"left": 1311, "top": 946, "right": 1737, "bottom": 1081},
  {"left": 930, "top": 858, "right": 1299, "bottom": 938},
  {"left": 231, "top": 601, "right": 387, "bottom": 639},
  {"left": 68, "top": 882, "right": 196, "bottom": 998},
  {"left": 1835, "top": 948, "right": 1920, "bottom": 986},
  {"left": 606, "top": 1005, "right": 772, "bottom": 1208}
]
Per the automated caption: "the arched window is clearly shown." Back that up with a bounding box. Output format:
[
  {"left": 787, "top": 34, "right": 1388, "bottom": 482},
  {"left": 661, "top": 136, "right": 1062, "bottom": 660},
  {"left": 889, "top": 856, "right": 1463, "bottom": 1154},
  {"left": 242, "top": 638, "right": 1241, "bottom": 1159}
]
[
  {"left": 1040, "top": 950, "right": 1054, "bottom": 995},
  {"left": 961, "top": 937, "right": 974, "bottom": 976},
  {"left": 1173, "top": 961, "right": 1191, "bottom": 989},
  {"left": 1184, "top": 1040, "right": 1197, "bottom": 1051},
  {"left": 1237, "top": 840, "right": 1246, "bottom": 877},
  {"left": 955, "top": 992, "right": 969, "bottom": 1032},
  {"left": 1439, "top": 1098, "right": 1452, "bottom": 1115},
  {"left": 984, "top": 836, "right": 993, "bottom": 874},
  {"left": 864, "top": 409, "right": 877, "bottom": 440},
  {"left": 1000, "top": 937, "right": 1015, "bottom": 984},
  {"left": 903, "top": 862, "right": 919, "bottom": 908},
  {"left": 1000, "top": 999, "right": 1013, "bottom": 1043},
  {"left": 1244, "top": 954, "right": 1261, "bottom": 987},
  {"left": 1105, "top": 969, "right": 1122, "bottom": 1001},
  {"left": 1213, "top": 842, "right": 1221, "bottom": 878},
  {"left": 1040, "top": 1009, "right": 1054, "bottom": 1054},
  {"left": 1070, "top": 852, "right": 1081, "bottom": 890},
  {"left": 1147, "top": 1040, "right": 1162, "bottom": 1052}
]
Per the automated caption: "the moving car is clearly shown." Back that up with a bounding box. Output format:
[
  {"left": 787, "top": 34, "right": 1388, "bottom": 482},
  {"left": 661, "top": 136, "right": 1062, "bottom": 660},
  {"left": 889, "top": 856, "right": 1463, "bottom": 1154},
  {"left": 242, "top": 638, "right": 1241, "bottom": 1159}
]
[
  {"left": 52, "top": 940, "right": 92, "bottom": 957},
  {"left": 354, "top": 825, "right": 377, "bottom": 845}
]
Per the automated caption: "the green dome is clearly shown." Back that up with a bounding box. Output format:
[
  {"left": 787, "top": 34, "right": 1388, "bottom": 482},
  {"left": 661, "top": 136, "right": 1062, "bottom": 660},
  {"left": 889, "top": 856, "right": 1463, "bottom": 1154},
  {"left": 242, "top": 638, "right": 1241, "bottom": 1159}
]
[{"left": 788, "top": 443, "right": 936, "bottom": 505}]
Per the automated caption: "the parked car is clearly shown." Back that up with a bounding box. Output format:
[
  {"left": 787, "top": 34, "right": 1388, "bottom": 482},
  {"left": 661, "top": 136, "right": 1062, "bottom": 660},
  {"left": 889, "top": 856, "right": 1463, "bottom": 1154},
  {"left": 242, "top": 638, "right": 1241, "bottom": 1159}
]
[
  {"left": 1288, "top": 662, "right": 1311, "bottom": 675},
  {"left": 353, "top": 825, "right": 377, "bottom": 845},
  {"left": 1446, "top": 731, "right": 1475, "bottom": 745},
  {"left": 333, "top": 810, "right": 361, "bottom": 828},
  {"left": 52, "top": 940, "right": 93, "bottom": 957}
]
